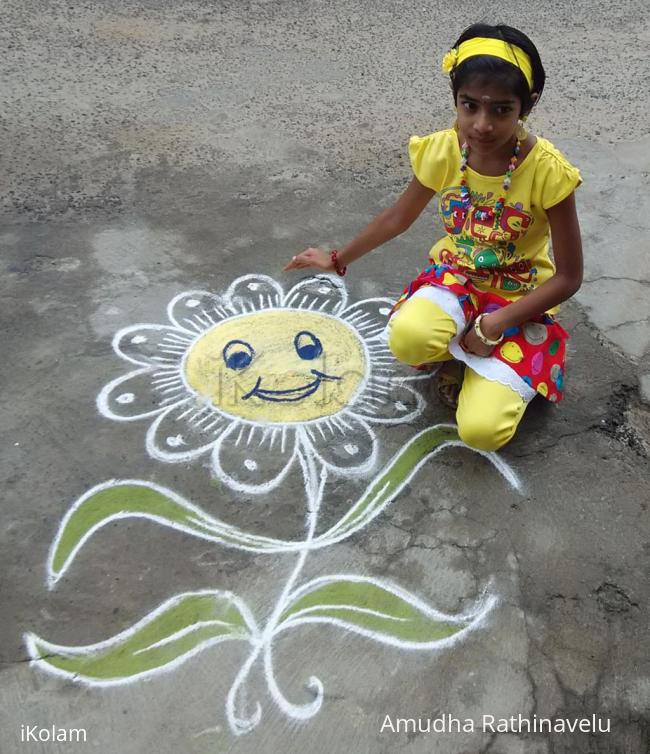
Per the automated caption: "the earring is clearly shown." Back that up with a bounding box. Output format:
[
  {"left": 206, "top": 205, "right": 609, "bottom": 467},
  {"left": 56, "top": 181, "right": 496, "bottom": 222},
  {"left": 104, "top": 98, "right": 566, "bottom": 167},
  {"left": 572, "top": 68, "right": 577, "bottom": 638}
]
[{"left": 516, "top": 115, "right": 528, "bottom": 141}]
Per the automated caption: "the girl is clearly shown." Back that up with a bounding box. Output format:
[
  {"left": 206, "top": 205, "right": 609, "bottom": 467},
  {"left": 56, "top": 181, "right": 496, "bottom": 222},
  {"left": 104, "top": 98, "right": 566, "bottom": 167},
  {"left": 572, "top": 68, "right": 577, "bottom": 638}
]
[{"left": 283, "top": 23, "right": 583, "bottom": 452}]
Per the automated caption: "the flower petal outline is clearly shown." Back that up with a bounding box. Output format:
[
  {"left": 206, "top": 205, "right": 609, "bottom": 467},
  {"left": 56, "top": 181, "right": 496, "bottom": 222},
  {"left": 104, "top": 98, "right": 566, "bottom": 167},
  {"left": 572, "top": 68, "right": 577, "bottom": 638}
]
[
  {"left": 211, "top": 423, "right": 299, "bottom": 494},
  {"left": 283, "top": 274, "right": 347, "bottom": 315},
  {"left": 301, "top": 416, "right": 377, "bottom": 475},
  {"left": 348, "top": 376, "right": 426, "bottom": 424},
  {"left": 167, "top": 291, "right": 229, "bottom": 334},
  {"left": 145, "top": 401, "right": 229, "bottom": 462},
  {"left": 224, "top": 275, "right": 284, "bottom": 313},
  {"left": 97, "top": 367, "right": 184, "bottom": 421},
  {"left": 340, "top": 297, "right": 394, "bottom": 342},
  {"left": 113, "top": 324, "right": 194, "bottom": 367}
]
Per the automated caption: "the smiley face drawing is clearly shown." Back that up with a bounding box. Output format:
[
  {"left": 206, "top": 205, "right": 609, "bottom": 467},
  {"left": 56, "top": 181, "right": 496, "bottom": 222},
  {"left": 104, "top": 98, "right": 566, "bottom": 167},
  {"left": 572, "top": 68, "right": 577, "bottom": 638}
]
[
  {"left": 184, "top": 309, "right": 366, "bottom": 423},
  {"left": 98, "top": 275, "right": 426, "bottom": 491}
]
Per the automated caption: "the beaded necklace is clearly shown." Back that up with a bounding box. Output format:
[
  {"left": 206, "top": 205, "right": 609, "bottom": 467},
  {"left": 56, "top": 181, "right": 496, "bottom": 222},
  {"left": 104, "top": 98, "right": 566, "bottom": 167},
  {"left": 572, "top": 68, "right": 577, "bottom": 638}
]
[{"left": 459, "top": 137, "right": 521, "bottom": 227}]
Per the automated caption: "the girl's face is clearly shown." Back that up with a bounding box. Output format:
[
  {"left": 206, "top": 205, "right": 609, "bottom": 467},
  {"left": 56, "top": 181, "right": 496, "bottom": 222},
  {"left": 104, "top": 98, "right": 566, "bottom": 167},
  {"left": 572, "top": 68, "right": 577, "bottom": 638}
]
[{"left": 455, "top": 77, "right": 522, "bottom": 157}]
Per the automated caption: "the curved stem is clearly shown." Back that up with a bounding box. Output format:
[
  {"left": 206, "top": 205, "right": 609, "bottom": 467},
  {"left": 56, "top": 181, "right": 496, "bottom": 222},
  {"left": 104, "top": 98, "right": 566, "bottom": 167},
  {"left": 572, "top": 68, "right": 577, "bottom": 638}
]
[
  {"left": 225, "top": 641, "right": 263, "bottom": 736},
  {"left": 263, "top": 637, "right": 323, "bottom": 720},
  {"left": 260, "top": 446, "right": 327, "bottom": 718},
  {"left": 226, "top": 445, "right": 328, "bottom": 732},
  {"left": 262, "top": 447, "right": 326, "bottom": 643}
]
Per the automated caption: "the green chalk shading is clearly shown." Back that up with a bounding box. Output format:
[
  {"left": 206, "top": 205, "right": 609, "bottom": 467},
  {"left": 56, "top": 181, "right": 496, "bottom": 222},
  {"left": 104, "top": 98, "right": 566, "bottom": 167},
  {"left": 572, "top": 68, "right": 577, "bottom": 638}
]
[
  {"left": 50, "top": 426, "right": 461, "bottom": 583},
  {"left": 50, "top": 483, "right": 294, "bottom": 581},
  {"left": 278, "top": 577, "right": 464, "bottom": 644},
  {"left": 318, "top": 425, "right": 459, "bottom": 544},
  {"left": 28, "top": 591, "right": 252, "bottom": 681}
]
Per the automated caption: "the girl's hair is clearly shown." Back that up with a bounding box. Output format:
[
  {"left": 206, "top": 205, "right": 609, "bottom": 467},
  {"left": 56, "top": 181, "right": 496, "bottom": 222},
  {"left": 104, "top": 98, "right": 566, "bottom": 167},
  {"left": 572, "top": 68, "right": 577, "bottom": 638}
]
[{"left": 450, "top": 23, "right": 545, "bottom": 116}]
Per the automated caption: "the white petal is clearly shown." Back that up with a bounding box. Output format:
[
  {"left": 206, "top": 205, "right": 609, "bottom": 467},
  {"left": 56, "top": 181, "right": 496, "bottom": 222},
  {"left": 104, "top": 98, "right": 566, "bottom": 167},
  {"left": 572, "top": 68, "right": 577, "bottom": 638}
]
[
  {"left": 211, "top": 423, "right": 297, "bottom": 494},
  {"left": 224, "top": 274, "right": 284, "bottom": 312},
  {"left": 112, "top": 324, "right": 194, "bottom": 367},
  {"left": 145, "top": 401, "right": 228, "bottom": 462},
  {"left": 368, "top": 337, "right": 435, "bottom": 383},
  {"left": 340, "top": 297, "right": 394, "bottom": 341},
  {"left": 167, "top": 291, "right": 230, "bottom": 334},
  {"left": 283, "top": 274, "right": 347, "bottom": 314},
  {"left": 387, "top": 368, "right": 440, "bottom": 383},
  {"left": 371, "top": 362, "right": 436, "bottom": 384},
  {"left": 302, "top": 416, "right": 377, "bottom": 475},
  {"left": 98, "top": 368, "right": 183, "bottom": 421},
  {"left": 348, "top": 377, "right": 425, "bottom": 424}
]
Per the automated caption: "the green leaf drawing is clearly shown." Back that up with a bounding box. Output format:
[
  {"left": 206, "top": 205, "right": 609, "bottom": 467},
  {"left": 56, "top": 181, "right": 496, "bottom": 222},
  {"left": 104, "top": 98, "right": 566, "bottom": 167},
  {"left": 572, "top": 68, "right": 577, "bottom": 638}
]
[
  {"left": 25, "top": 590, "right": 256, "bottom": 684},
  {"left": 315, "top": 425, "right": 460, "bottom": 546},
  {"left": 48, "top": 480, "right": 304, "bottom": 586},
  {"left": 276, "top": 575, "right": 492, "bottom": 648},
  {"left": 48, "top": 425, "right": 516, "bottom": 588}
]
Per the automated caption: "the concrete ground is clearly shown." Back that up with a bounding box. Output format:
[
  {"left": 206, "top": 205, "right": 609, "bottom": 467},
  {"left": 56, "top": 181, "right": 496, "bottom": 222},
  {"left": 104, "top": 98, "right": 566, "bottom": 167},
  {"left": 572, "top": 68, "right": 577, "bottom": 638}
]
[{"left": 1, "top": 1, "right": 649, "bottom": 752}]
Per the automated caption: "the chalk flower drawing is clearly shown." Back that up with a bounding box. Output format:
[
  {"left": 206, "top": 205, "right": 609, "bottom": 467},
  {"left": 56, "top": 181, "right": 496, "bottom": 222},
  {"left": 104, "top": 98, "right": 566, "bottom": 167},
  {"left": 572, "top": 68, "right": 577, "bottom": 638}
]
[
  {"left": 96, "top": 274, "right": 427, "bottom": 492},
  {"left": 26, "top": 274, "right": 520, "bottom": 737}
]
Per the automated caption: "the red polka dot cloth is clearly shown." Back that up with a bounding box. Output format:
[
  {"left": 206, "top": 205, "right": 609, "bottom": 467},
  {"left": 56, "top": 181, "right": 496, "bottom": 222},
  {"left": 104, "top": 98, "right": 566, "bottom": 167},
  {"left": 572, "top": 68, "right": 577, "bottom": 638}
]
[{"left": 390, "top": 263, "right": 568, "bottom": 403}]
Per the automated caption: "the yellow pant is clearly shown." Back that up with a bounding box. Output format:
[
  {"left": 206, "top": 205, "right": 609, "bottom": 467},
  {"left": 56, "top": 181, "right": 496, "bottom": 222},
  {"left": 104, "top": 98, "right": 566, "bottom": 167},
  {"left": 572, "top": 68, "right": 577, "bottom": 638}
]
[{"left": 388, "top": 295, "right": 527, "bottom": 451}]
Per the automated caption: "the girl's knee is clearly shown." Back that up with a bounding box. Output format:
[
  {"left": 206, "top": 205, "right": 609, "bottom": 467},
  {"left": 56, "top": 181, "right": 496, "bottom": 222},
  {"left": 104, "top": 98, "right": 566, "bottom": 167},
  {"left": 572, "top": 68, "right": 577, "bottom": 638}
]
[
  {"left": 387, "top": 315, "right": 430, "bottom": 365},
  {"left": 457, "top": 414, "right": 517, "bottom": 451},
  {"left": 456, "top": 371, "right": 527, "bottom": 451},
  {"left": 387, "top": 299, "right": 455, "bottom": 366}
]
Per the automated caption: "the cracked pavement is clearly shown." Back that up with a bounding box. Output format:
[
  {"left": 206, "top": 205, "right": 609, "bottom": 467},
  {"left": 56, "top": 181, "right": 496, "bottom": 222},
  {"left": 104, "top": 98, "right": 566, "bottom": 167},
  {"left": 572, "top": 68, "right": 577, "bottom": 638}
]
[{"left": 1, "top": 1, "right": 649, "bottom": 753}]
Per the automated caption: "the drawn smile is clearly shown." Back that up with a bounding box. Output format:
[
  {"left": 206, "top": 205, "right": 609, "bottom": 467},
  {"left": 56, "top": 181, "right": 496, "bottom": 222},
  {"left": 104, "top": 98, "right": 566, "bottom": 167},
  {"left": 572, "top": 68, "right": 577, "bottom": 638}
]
[{"left": 242, "top": 369, "right": 342, "bottom": 403}]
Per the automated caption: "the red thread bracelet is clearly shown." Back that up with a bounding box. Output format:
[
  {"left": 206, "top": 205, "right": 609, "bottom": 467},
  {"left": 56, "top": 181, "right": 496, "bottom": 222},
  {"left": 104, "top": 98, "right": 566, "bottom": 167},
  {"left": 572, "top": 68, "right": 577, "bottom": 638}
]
[{"left": 330, "top": 249, "right": 347, "bottom": 277}]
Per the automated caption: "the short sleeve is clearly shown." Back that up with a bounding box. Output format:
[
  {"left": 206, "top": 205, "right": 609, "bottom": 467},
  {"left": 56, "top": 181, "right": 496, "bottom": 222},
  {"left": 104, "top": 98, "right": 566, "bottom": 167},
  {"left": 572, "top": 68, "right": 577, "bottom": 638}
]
[
  {"left": 537, "top": 142, "right": 582, "bottom": 210},
  {"left": 408, "top": 131, "right": 454, "bottom": 193}
]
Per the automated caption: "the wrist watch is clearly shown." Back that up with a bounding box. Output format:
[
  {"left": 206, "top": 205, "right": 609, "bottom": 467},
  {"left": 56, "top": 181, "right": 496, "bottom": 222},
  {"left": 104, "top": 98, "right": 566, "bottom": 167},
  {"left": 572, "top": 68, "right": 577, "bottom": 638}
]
[{"left": 473, "top": 313, "right": 504, "bottom": 346}]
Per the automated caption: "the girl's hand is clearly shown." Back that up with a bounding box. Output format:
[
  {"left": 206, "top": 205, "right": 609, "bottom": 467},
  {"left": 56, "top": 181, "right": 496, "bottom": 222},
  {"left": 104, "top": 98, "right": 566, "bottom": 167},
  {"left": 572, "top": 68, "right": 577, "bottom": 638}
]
[
  {"left": 282, "top": 248, "right": 335, "bottom": 272},
  {"left": 460, "top": 320, "right": 496, "bottom": 357}
]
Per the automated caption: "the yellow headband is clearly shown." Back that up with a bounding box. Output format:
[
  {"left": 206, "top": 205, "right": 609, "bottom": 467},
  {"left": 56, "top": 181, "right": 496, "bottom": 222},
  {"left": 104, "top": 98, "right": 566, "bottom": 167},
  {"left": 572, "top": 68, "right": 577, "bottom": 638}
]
[{"left": 442, "top": 37, "right": 534, "bottom": 91}]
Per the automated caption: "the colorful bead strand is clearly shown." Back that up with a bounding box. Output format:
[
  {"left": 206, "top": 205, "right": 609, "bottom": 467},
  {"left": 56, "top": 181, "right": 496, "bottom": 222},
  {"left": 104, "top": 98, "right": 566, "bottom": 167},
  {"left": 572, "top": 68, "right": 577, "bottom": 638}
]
[{"left": 459, "top": 137, "right": 521, "bottom": 228}]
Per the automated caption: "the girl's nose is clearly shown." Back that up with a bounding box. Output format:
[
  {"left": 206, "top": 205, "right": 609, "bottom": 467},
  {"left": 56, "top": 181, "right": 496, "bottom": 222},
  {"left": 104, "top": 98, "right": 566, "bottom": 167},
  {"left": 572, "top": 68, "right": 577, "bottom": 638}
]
[{"left": 474, "top": 112, "right": 493, "bottom": 135}]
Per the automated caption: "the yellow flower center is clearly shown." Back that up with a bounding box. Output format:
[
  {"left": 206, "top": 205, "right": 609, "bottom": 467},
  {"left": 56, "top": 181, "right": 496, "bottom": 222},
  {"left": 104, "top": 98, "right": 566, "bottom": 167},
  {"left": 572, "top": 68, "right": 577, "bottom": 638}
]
[{"left": 184, "top": 309, "right": 367, "bottom": 423}]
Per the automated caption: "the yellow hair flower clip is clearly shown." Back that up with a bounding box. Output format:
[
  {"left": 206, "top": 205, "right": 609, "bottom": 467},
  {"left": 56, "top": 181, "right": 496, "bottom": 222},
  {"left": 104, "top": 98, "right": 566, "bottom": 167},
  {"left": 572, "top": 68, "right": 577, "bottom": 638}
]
[{"left": 441, "top": 48, "right": 459, "bottom": 74}]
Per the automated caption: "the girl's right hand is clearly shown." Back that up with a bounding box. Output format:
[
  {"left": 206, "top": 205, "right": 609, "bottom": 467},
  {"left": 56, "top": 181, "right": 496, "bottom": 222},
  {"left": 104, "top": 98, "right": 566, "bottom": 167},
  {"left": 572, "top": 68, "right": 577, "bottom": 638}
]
[{"left": 282, "top": 247, "right": 336, "bottom": 272}]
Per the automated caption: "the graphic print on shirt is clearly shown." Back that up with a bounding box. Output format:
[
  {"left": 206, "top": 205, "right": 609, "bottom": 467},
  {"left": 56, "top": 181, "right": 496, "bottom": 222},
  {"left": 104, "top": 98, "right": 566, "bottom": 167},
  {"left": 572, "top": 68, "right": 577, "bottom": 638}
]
[{"left": 438, "top": 187, "right": 536, "bottom": 293}]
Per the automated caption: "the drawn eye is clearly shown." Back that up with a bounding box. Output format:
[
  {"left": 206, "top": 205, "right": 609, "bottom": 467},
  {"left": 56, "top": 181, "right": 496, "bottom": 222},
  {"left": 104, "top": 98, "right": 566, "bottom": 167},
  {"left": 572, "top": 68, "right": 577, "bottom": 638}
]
[
  {"left": 294, "top": 331, "right": 323, "bottom": 360},
  {"left": 223, "top": 339, "right": 254, "bottom": 370}
]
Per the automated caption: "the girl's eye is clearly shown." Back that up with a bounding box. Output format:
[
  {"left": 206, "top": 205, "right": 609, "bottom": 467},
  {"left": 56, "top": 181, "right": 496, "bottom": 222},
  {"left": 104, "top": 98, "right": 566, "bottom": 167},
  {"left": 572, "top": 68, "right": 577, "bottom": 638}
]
[
  {"left": 495, "top": 106, "right": 513, "bottom": 115},
  {"left": 461, "top": 101, "right": 476, "bottom": 111},
  {"left": 294, "top": 330, "right": 323, "bottom": 360},
  {"left": 223, "top": 339, "right": 254, "bottom": 370}
]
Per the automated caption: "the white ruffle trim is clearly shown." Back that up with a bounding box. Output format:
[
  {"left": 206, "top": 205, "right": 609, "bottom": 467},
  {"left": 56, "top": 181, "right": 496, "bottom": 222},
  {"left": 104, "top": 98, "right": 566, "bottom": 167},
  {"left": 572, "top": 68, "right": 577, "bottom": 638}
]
[{"left": 409, "top": 286, "right": 537, "bottom": 403}]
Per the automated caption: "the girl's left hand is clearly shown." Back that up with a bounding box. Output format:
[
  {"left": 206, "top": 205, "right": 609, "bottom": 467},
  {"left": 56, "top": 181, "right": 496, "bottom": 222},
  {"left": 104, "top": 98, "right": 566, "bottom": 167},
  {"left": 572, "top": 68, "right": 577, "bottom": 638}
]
[
  {"left": 282, "top": 247, "right": 334, "bottom": 272},
  {"left": 460, "top": 321, "right": 495, "bottom": 357}
]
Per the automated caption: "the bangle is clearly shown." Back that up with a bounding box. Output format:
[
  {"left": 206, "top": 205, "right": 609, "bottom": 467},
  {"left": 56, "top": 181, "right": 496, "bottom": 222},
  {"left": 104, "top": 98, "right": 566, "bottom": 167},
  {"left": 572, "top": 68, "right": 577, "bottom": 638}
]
[
  {"left": 330, "top": 249, "right": 347, "bottom": 277},
  {"left": 473, "top": 313, "right": 504, "bottom": 346}
]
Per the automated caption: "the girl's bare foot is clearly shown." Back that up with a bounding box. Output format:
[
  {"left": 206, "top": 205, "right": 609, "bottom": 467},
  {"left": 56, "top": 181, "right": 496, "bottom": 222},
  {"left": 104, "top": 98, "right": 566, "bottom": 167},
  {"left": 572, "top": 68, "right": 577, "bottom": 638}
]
[{"left": 436, "top": 360, "right": 464, "bottom": 409}]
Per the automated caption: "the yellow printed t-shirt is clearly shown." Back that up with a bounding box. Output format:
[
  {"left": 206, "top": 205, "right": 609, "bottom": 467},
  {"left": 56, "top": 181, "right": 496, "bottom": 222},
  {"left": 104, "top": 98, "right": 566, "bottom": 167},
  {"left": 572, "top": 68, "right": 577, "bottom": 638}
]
[{"left": 409, "top": 128, "right": 582, "bottom": 304}]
